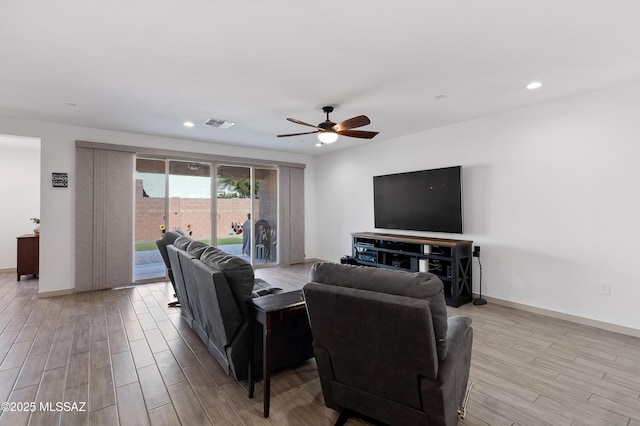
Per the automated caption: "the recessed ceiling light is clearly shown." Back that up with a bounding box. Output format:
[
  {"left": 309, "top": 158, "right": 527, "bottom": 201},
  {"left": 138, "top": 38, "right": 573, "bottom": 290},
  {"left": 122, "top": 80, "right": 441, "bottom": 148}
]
[
  {"left": 66, "top": 102, "right": 77, "bottom": 107},
  {"left": 183, "top": 121, "right": 195, "bottom": 128},
  {"left": 526, "top": 81, "right": 543, "bottom": 90},
  {"left": 435, "top": 95, "right": 446, "bottom": 99},
  {"left": 315, "top": 143, "right": 323, "bottom": 147}
]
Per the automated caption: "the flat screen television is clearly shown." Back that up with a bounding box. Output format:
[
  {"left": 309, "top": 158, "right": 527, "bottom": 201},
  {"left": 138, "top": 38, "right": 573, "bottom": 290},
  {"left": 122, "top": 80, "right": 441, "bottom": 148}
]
[{"left": 373, "top": 166, "right": 463, "bottom": 233}]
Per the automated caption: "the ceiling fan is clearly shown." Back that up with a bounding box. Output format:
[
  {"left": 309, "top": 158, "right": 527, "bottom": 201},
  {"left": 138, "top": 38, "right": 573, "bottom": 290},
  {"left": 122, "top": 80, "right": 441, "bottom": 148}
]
[{"left": 277, "top": 106, "right": 379, "bottom": 145}]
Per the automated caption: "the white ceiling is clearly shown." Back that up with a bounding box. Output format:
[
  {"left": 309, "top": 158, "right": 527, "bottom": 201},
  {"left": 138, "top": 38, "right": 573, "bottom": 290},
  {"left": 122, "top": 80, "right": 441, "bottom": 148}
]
[{"left": 2, "top": 1, "right": 640, "bottom": 156}]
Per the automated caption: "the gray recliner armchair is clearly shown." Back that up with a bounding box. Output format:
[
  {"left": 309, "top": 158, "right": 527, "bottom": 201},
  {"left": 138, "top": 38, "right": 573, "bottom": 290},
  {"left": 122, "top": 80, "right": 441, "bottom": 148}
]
[
  {"left": 303, "top": 263, "right": 473, "bottom": 426},
  {"left": 156, "top": 230, "right": 184, "bottom": 307}
]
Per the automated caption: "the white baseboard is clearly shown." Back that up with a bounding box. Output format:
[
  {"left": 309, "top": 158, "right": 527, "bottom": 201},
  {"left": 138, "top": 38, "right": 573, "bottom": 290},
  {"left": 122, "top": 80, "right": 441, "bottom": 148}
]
[
  {"left": 477, "top": 294, "right": 640, "bottom": 338},
  {"left": 38, "top": 288, "right": 76, "bottom": 298},
  {"left": 0, "top": 267, "right": 16, "bottom": 273}
]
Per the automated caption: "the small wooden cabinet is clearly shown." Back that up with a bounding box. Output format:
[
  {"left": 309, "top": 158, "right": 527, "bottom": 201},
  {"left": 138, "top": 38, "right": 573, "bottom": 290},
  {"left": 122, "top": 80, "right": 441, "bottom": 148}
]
[{"left": 17, "top": 234, "right": 39, "bottom": 281}]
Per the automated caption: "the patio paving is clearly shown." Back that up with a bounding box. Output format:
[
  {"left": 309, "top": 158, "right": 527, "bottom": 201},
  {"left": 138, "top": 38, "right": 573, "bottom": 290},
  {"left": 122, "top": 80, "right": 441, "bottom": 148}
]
[
  {"left": 135, "top": 249, "right": 163, "bottom": 265},
  {"left": 134, "top": 244, "right": 248, "bottom": 281}
]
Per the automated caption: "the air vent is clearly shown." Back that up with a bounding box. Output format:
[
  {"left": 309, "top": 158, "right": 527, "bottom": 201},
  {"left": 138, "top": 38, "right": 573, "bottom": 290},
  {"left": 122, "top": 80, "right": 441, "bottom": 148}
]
[{"left": 203, "top": 118, "right": 235, "bottom": 129}]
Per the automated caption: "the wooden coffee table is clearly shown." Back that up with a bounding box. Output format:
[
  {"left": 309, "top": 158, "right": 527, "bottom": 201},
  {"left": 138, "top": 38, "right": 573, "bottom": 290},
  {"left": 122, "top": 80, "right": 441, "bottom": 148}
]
[{"left": 249, "top": 289, "right": 308, "bottom": 418}]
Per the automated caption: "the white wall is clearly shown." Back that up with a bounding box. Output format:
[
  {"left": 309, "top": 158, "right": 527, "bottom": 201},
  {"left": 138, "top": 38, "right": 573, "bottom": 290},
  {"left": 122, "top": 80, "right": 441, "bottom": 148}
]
[
  {"left": 0, "top": 116, "right": 315, "bottom": 294},
  {"left": 312, "top": 80, "right": 640, "bottom": 331},
  {"left": 0, "top": 136, "right": 40, "bottom": 269}
]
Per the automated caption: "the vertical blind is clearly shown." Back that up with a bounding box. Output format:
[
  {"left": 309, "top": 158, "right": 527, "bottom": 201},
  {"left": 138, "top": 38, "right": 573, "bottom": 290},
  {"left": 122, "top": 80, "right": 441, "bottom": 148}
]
[
  {"left": 279, "top": 166, "right": 305, "bottom": 264},
  {"left": 76, "top": 147, "right": 134, "bottom": 291}
]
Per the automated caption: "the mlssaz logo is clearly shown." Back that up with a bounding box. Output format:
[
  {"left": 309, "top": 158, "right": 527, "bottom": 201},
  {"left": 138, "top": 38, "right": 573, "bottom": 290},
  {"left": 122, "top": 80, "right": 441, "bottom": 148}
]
[{"left": 40, "top": 402, "right": 87, "bottom": 412}]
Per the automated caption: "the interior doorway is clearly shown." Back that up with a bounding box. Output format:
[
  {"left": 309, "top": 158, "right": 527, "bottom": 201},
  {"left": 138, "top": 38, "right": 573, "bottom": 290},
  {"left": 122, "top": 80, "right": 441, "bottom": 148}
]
[{"left": 0, "top": 134, "right": 41, "bottom": 272}]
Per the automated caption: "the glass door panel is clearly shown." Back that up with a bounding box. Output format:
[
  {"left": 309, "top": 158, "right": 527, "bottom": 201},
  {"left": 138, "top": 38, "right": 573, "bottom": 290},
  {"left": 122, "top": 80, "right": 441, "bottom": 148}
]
[
  {"left": 168, "top": 161, "right": 211, "bottom": 243},
  {"left": 216, "top": 165, "right": 252, "bottom": 259},
  {"left": 254, "top": 167, "right": 278, "bottom": 265},
  {"left": 134, "top": 158, "right": 167, "bottom": 281}
]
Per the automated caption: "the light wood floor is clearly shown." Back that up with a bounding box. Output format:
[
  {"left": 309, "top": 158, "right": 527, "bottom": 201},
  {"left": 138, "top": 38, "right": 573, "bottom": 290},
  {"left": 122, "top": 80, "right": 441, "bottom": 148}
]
[{"left": 1, "top": 263, "right": 639, "bottom": 426}]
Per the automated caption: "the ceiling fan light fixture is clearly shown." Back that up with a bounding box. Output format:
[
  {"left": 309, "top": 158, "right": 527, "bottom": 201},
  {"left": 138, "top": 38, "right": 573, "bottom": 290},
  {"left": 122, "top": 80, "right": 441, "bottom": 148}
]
[
  {"left": 317, "top": 131, "right": 338, "bottom": 144},
  {"left": 277, "top": 106, "right": 378, "bottom": 141}
]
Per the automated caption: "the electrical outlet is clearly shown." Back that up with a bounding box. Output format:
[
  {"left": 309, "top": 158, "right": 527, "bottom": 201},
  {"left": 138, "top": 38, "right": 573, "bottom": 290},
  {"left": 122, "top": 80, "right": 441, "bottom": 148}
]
[
  {"left": 473, "top": 246, "right": 481, "bottom": 257},
  {"left": 598, "top": 282, "right": 611, "bottom": 296}
]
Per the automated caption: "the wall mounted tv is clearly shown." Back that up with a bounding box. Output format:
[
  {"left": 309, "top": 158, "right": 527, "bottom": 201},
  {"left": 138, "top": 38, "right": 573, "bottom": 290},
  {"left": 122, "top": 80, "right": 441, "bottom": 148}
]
[{"left": 373, "top": 165, "right": 463, "bottom": 233}]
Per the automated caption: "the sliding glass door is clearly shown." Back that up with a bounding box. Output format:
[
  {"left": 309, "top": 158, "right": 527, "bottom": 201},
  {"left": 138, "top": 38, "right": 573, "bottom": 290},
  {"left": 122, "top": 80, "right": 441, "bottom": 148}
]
[
  {"left": 216, "top": 164, "right": 278, "bottom": 266},
  {"left": 134, "top": 158, "right": 167, "bottom": 281},
  {"left": 135, "top": 157, "right": 278, "bottom": 281},
  {"left": 254, "top": 167, "right": 278, "bottom": 265},
  {"left": 134, "top": 159, "right": 212, "bottom": 282},
  {"left": 216, "top": 165, "right": 251, "bottom": 258},
  {"left": 168, "top": 161, "right": 212, "bottom": 242}
]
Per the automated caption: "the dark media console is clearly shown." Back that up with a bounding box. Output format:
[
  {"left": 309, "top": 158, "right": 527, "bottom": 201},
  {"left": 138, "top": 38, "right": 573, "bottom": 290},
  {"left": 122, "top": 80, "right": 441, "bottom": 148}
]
[{"left": 351, "top": 232, "right": 473, "bottom": 307}]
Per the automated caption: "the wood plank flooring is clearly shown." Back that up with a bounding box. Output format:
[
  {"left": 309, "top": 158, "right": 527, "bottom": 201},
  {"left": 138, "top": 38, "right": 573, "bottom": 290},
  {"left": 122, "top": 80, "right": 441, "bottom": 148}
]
[{"left": 1, "top": 264, "right": 639, "bottom": 425}]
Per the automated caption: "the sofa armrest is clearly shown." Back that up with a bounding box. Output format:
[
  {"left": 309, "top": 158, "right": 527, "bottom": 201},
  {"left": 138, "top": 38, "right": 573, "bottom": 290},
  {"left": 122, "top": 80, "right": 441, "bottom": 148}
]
[
  {"left": 438, "top": 316, "right": 472, "bottom": 384},
  {"left": 419, "top": 316, "right": 472, "bottom": 425},
  {"left": 445, "top": 316, "right": 472, "bottom": 357}
]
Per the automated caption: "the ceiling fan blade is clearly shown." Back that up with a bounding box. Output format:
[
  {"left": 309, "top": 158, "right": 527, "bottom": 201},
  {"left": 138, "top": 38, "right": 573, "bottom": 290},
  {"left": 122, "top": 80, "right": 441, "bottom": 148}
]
[
  {"left": 336, "top": 130, "right": 379, "bottom": 139},
  {"left": 337, "top": 129, "right": 379, "bottom": 139},
  {"left": 277, "top": 130, "right": 321, "bottom": 138},
  {"left": 333, "top": 115, "right": 371, "bottom": 132},
  {"left": 287, "top": 118, "right": 322, "bottom": 129}
]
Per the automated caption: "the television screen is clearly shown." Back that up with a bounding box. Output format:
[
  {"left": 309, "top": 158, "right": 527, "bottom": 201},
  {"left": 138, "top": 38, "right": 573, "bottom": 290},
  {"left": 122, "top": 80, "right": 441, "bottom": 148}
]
[{"left": 373, "top": 166, "right": 463, "bottom": 233}]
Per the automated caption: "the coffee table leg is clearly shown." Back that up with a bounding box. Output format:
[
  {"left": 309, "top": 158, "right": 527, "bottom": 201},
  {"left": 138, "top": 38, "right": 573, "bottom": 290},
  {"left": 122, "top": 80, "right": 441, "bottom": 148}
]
[{"left": 263, "top": 313, "right": 272, "bottom": 418}]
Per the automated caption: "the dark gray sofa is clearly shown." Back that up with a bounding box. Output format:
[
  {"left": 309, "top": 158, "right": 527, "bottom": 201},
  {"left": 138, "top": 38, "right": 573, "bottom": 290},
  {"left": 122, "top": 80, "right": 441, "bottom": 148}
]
[
  {"left": 156, "top": 230, "right": 183, "bottom": 306},
  {"left": 303, "top": 263, "right": 473, "bottom": 426},
  {"left": 166, "top": 236, "right": 312, "bottom": 382}
]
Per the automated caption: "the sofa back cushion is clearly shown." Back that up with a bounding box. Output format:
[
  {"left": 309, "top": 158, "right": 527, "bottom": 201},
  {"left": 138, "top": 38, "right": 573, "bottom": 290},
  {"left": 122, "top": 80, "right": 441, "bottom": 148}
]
[
  {"left": 163, "top": 230, "right": 183, "bottom": 244},
  {"left": 201, "top": 247, "right": 255, "bottom": 316},
  {"left": 173, "top": 236, "right": 210, "bottom": 257},
  {"left": 190, "top": 259, "right": 243, "bottom": 350},
  {"left": 177, "top": 250, "right": 202, "bottom": 325},
  {"left": 309, "top": 262, "right": 449, "bottom": 361},
  {"left": 173, "top": 236, "right": 193, "bottom": 250},
  {"left": 185, "top": 240, "right": 209, "bottom": 258}
]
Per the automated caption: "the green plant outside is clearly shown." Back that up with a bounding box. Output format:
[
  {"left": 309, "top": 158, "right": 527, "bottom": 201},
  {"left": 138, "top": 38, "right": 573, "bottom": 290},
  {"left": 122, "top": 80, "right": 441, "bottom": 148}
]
[
  {"left": 217, "top": 237, "right": 242, "bottom": 245},
  {"left": 135, "top": 243, "right": 157, "bottom": 252},
  {"left": 135, "top": 237, "right": 242, "bottom": 251}
]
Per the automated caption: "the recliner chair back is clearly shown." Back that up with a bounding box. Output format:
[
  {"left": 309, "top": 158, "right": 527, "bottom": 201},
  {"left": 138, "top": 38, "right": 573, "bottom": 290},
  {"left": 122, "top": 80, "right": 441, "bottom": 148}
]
[
  {"left": 155, "top": 230, "right": 183, "bottom": 286},
  {"left": 304, "top": 262, "right": 473, "bottom": 426},
  {"left": 304, "top": 283, "right": 439, "bottom": 409}
]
